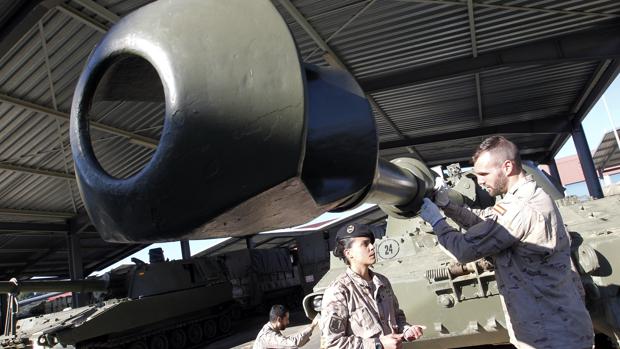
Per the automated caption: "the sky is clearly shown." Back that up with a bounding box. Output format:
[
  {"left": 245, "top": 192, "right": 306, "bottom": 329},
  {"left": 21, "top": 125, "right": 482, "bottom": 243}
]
[
  {"left": 554, "top": 76, "right": 620, "bottom": 159},
  {"left": 92, "top": 76, "right": 620, "bottom": 275}
]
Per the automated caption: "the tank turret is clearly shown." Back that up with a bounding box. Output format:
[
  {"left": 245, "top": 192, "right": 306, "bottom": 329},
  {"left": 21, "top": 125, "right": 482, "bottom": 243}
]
[{"left": 0, "top": 279, "right": 108, "bottom": 295}]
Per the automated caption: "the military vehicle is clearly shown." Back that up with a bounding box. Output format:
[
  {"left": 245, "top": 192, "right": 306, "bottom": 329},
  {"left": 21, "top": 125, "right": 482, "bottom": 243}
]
[
  {"left": 1, "top": 236, "right": 331, "bottom": 349},
  {"left": 1, "top": 253, "right": 236, "bottom": 349},
  {"left": 210, "top": 245, "right": 324, "bottom": 313},
  {"left": 17, "top": 293, "right": 73, "bottom": 320},
  {"left": 302, "top": 164, "right": 620, "bottom": 348}
]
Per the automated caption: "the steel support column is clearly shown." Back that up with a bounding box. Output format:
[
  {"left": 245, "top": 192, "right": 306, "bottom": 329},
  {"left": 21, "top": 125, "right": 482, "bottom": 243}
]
[
  {"left": 66, "top": 232, "right": 85, "bottom": 307},
  {"left": 246, "top": 237, "right": 255, "bottom": 250},
  {"left": 180, "top": 240, "right": 191, "bottom": 260},
  {"left": 0, "top": 294, "right": 7, "bottom": 335},
  {"left": 572, "top": 122, "right": 603, "bottom": 198},
  {"left": 548, "top": 158, "right": 562, "bottom": 187}
]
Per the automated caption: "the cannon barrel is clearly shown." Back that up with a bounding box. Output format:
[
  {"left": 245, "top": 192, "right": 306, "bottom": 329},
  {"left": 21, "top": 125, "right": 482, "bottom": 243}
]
[
  {"left": 70, "top": 0, "right": 433, "bottom": 243},
  {"left": 0, "top": 279, "right": 108, "bottom": 294}
]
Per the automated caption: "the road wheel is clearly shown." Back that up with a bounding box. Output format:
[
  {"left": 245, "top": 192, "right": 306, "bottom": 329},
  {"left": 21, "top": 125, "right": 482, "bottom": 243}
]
[
  {"left": 203, "top": 319, "right": 217, "bottom": 339},
  {"left": 230, "top": 305, "right": 242, "bottom": 321},
  {"left": 187, "top": 323, "right": 203, "bottom": 345},
  {"left": 128, "top": 341, "right": 148, "bottom": 349},
  {"left": 149, "top": 335, "right": 168, "bottom": 349},
  {"left": 218, "top": 313, "right": 232, "bottom": 334},
  {"left": 168, "top": 329, "right": 187, "bottom": 349}
]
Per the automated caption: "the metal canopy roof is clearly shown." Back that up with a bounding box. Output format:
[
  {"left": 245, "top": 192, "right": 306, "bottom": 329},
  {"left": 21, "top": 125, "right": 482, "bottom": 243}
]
[
  {"left": 195, "top": 205, "right": 387, "bottom": 257},
  {"left": 0, "top": 0, "right": 619, "bottom": 280},
  {"left": 593, "top": 128, "right": 620, "bottom": 172}
]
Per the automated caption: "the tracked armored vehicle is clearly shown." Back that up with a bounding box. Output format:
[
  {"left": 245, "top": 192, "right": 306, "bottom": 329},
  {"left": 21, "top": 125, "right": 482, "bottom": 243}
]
[
  {"left": 302, "top": 165, "right": 620, "bottom": 348},
  {"left": 2, "top": 239, "right": 331, "bottom": 349},
  {"left": 1, "top": 255, "right": 236, "bottom": 349}
]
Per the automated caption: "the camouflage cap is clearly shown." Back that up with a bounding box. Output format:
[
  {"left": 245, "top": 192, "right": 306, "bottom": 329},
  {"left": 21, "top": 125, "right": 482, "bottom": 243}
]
[{"left": 335, "top": 223, "right": 375, "bottom": 244}]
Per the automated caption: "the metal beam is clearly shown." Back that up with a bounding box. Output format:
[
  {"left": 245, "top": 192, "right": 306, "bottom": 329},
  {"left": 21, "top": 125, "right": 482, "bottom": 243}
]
[
  {"left": 368, "top": 98, "right": 424, "bottom": 160},
  {"left": 0, "top": 262, "right": 28, "bottom": 267},
  {"left": 39, "top": 19, "right": 79, "bottom": 214},
  {"left": 380, "top": 116, "right": 571, "bottom": 149},
  {"left": 12, "top": 239, "right": 68, "bottom": 278},
  {"left": 180, "top": 240, "right": 191, "bottom": 260},
  {"left": 549, "top": 61, "right": 612, "bottom": 159},
  {"left": 68, "top": 211, "right": 92, "bottom": 235},
  {"left": 424, "top": 148, "right": 549, "bottom": 167},
  {"left": 598, "top": 146, "right": 617, "bottom": 172},
  {"left": 2, "top": 270, "right": 66, "bottom": 279},
  {"left": 56, "top": 3, "right": 108, "bottom": 33},
  {"left": 550, "top": 60, "right": 620, "bottom": 159},
  {"left": 571, "top": 61, "right": 611, "bottom": 115},
  {"left": 0, "top": 232, "right": 68, "bottom": 237},
  {"left": 548, "top": 159, "right": 562, "bottom": 187},
  {"left": 0, "top": 162, "right": 73, "bottom": 179},
  {"left": 0, "top": 0, "right": 59, "bottom": 60},
  {"left": 572, "top": 122, "right": 604, "bottom": 199},
  {"left": 67, "top": 231, "right": 85, "bottom": 307},
  {"left": 0, "top": 93, "right": 158, "bottom": 149},
  {"left": 252, "top": 236, "right": 279, "bottom": 248},
  {"left": 245, "top": 237, "right": 255, "bottom": 250},
  {"left": 572, "top": 60, "right": 620, "bottom": 124},
  {"left": 466, "top": 0, "right": 483, "bottom": 124},
  {"left": 0, "top": 208, "right": 74, "bottom": 219},
  {"left": 303, "top": 0, "right": 377, "bottom": 61},
  {"left": 84, "top": 243, "right": 147, "bottom": 272},
  {"left": 0, "top": 248, "right": 61, "bottom": 253},
  {"left": 395, "top": 0, "right": 620, "bottom": 18},
  {"left": 359, "top": 26, "right": 620, "bottom": 93},
  {"left": 277, "top": 0, "right": 332, "bottom": 59},
  {"left": 71, "top": 0, "right": 120, "bottom": 23},
  {"left": 275, "top": 238, "right": 296, "bottom": 248},
  {"left": 0, "top": 222, "right": 68, "bottom": 232}
]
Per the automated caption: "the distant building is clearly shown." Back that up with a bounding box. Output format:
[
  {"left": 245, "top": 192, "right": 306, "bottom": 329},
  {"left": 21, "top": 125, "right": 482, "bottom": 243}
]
[{"left": 555, "top": 129, "right": 620, "bottom": 197}]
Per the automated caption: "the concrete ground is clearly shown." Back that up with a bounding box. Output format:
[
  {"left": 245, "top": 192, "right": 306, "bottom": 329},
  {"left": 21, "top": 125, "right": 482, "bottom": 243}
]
[{"left": 208, "top": 310, "right": 320, "bottom": 349}]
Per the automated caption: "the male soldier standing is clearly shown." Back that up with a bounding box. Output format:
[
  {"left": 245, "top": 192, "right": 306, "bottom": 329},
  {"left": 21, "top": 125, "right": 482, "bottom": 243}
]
[
  {"left": 320, "top": 223, "right": 425, "bottom": 349},
  {"left": 419, "top": 136, "right": 593, "bottom": 349},
  {"left": 252, "top": 304, "right": 318, "bottom": 349}
]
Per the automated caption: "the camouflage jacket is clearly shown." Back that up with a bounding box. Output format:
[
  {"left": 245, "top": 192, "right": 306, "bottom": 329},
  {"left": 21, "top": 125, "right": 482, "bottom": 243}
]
[
  {"left": 252, "top": 322, "right": 313, "bottom": 349},
  {"left": 435, "top": 175, "right": 593, "bottom": 349},
  {"left": 320, "top": 268, "right": 409, "bottom": 349}
]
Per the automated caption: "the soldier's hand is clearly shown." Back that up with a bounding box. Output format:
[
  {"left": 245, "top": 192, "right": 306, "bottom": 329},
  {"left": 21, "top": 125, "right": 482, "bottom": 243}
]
[
  {"left": 403, "top": 325, "right": 425, "bottom": 341},
  {"left": 380, "top": 331, "right": 403, "bottom": 349},
  {"left": 420, "top": 198, "right": 445, "bottom": 227},
  {"left": 433, "top": 177, "right": 450, "bottom": 207}
]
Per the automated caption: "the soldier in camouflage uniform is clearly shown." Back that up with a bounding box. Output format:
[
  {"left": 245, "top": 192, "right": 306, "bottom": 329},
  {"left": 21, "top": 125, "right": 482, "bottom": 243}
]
[
  {"left": 320, "top": 223, "right": 425, "bottom": 349},
  {"left": 420, "top": 136, "right": 593, "bottom": 349},
  {"left": 252, "top": 304, "right": 318, "bottom": 349}
]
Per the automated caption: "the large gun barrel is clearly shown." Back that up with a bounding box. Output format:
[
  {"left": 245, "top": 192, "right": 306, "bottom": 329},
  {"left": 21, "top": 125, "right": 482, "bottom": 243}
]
[
  {"left": 70, "top": 0, "right": 433, "bottom": 243},
  {"left": 0, "top": 279, "right": 108, "bottom": 294}
]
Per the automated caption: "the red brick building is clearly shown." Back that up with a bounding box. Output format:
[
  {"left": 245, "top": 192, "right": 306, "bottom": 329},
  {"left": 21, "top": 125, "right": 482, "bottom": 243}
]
[{"left": 554, "top": 154, "right": 620, "bottom": 186}]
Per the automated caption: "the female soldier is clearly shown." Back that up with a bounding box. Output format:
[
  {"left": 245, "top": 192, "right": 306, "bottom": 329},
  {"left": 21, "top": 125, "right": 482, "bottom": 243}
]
[{"left": 321, "top": 223, "right": 424, "bottom": 349}]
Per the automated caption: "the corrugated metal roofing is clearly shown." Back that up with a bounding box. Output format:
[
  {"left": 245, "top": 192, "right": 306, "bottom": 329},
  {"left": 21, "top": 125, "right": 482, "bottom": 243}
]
[
  {"left": 0, "top": 0, "right": 619, "bottom": 279},
  {"left": 593, "top": 128, "right": 620, "bottom": 171},
  {"left": 195, "top": 205, "right": 386, "bottom": 257},
  {"left": 0, "top": 0, "right": 153, "bottom": 280}
]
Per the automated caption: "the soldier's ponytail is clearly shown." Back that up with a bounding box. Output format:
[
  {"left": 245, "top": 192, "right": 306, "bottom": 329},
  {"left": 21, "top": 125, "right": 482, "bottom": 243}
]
[{"left": 333, "top": 238, "right": 354, "bottom": 265}]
